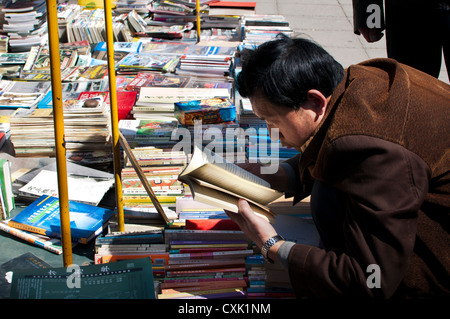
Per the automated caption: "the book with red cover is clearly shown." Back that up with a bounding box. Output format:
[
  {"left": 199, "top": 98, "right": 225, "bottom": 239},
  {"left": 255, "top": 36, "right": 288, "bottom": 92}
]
[
  {"left": 185, "top": 219, "right": 240, "bottom": 230},
  {"left": 208, "top": 1, "right": 256, "bottom": 16},
  {"left": 116, "top": 91, "right": 138, "bottom": 120},
  {"left": 209, "top": 1, "right": 256, "bottom": 8}
]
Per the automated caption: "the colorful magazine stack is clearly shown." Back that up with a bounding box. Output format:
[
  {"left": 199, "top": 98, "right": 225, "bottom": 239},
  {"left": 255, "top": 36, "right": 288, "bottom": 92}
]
[
  {"left": 8, "top": 90, "right": 113, "bottom": 157},
  {"left": 177, "top": 44, "right": 237, "bottom": 79}
]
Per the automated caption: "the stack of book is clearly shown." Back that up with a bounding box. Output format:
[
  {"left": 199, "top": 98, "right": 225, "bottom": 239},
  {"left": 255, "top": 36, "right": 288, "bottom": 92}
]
[
  {"left": 239, "top": 14, "right": 293, "bottom": 45},
  {"left": 6, "top": 195, "right": 115, "bottom": 244},
  {"left": 94, "top": 226, "right": 169, "bottom": 279},
  {"left": 66, "top": 8, "right": 131, "bottom": 44},
  {"left": 159, "top": 227, "right": 252, "bottom": 299},
  {"left": 237, "top": 97, "right": 265, "bottom": 129},
  {"left": 116, "top": 51, "right": 180, "bottom": 75},
  {"left": 114, "top": 0, "right": 151, "bottom": 15},
  {"left": 19, "top": 45, "right": 79, "bottom": 81},
  {"left": 0, "top": 52, "right": 28, "bottom": 79},
  {"left": 0, "top": 79, "right": 51, "bottom": 109},
  {"left": 125, "top": 71, "right": 231, "bottom": 95},
  {"left": 201, "top": 1, "right": 254, "bottom": 31},
  {"left": 208, "top": 1, "right": 255, "bottom": 16},
  {"left": 119, "top": 146, "right": 187, "bottom": 221},
  {"left": 131, "top": 86, "right": 231, "bottom": 122},
  {"left": 148, "top": 0, "right": 203, "bottom": 26},
  {"left": 8, "top": 90, "right": 113, "bottom": 157},
  {"left": 0, "top": 0, "right": 48, "bottom": 52},
  {"left": 90, "top": 41, "right": 143, "bottom": 65},
  {"left": 119, "top": 118, "right": 179, "bottom": 147},
  {"left": 246, "top": 128, "right": 300, "bottom": 165},
  {"left": 127, "top": 7, "right": 194, "bottom": 40},
  {"left": 177, "top": 44, "right": 237, "bottom": 79},
  {"left": 173, "top": 196, "right": 240, "bottom": 229}
]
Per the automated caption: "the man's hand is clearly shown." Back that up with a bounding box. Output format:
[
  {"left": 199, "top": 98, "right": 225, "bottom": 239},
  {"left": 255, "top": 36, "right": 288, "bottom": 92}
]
[{"left": 226, "top": 199, "right": 284, "bottom": 261}]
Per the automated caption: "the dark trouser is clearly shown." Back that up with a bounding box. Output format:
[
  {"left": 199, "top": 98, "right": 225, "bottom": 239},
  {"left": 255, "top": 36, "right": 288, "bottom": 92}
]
[{"left": 384, "top": 1, "right": 450, "bottom": 79}]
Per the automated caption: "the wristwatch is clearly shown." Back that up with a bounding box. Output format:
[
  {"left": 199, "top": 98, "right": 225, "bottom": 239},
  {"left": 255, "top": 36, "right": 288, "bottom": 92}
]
[{"left": 261, "top": 235, "right": 284, "bottom": 263}]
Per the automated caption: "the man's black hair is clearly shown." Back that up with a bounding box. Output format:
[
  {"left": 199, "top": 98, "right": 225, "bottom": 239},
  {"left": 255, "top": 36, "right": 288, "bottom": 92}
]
[{"left": 236, "top": 34, "right": 345, "bottom": 109}]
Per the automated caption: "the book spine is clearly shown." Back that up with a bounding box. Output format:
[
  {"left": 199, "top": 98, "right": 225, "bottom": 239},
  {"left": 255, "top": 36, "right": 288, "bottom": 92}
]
[
  {"left": 7, "top": 220, "right": 49, "bottom": 236},
  {"left": 0, "top": 184, "right": 6, "bottom": 220},
  {"left": 165, "top": 260, "right": 245, "bottom": 271},
  {"left": 157, "top": 288, "right": 245, "bottom": 299},
  {"left": 162, "top": 276, "right": 244, "bottom": 285},
  {"left": 170, "top": 247, "right": 247, "bottom": 254},
  {"left": 0, "top": 159, "right": 15, "bottom": 217},
  {"left": 161, "top": 280, "right": 247, "bottom": 294},
  {"left": 170, "top": 243, "right": 249, "bottom": 249},
  {"left": 170, "top": 240, "right": 247, "bottom": 245},
  {"left": 95, "top": 236, "right": 163, "bottom": 245},
  {"left": 166, "top": 267, "right": 246, "bottom": 277},
  {"left": 169, "top": 249, "right": 253, "bottom": 260}
]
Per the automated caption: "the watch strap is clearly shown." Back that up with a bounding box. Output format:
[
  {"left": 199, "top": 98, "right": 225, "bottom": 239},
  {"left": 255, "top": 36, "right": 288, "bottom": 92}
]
[{"left": 261, "top": 235, "right": 284, "bottom": 263}]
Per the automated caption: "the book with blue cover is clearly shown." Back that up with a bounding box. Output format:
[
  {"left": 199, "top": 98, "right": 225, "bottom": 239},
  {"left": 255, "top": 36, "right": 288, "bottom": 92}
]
[
  {"left": 8, "top": 195, "right": 114, "bottom": 244},
  {"left": 93, "top": 41, "right": 143, "bottom": 53}
]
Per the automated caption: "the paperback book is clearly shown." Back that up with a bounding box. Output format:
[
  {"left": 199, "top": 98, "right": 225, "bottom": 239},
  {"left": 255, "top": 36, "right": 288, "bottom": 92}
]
[{"left": 178, "top": 144, "right": 283, "bottom": 223}]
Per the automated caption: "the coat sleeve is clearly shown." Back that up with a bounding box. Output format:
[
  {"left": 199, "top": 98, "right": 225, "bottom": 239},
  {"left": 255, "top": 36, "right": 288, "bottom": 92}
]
[
  {"left": 287, "top": 136, "right": 430, "bottom": 298},
  {"left": 352, "top": 0, "right": 385, "bottom": 34}
]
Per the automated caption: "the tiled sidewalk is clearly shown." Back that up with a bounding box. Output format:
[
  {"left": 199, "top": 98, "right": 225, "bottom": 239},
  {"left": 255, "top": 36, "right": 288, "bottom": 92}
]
[{"left": 251, "top": 0, "right": 449, "bottom": 83}]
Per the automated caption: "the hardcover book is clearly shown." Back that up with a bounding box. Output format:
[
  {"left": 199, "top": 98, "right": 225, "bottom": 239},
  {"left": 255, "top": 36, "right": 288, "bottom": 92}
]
[{"left": 8, "top": 195, "right": 114, "bottom": 244}]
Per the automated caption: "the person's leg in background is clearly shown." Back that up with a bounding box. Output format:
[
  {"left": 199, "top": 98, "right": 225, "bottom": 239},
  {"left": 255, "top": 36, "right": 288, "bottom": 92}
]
[
  {"left": 437, "top": 2, "right": 450, "bottom": 79},
  {"left": 384, "top": 1, "right": 444, "bottom": 78}
]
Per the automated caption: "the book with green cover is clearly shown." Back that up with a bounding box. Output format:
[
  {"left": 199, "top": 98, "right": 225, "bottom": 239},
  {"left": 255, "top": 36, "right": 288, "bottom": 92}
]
[
  {"left": 8, "top": 195, "right": 114, "bottom": 244},
  {"left": 0, "top": 252, "right": 52, "bottom": 299},
  {"left": 10, "top": 257, "right": 155, "bottom": 299},
  {"left": 0, "top": 159, "right": 15, "bottom": 219}
]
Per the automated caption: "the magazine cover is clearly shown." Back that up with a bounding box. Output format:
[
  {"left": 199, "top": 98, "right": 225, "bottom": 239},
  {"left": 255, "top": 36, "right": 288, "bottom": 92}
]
[{"left": 117, "top": 53, "right": 179, "bottom": 72}]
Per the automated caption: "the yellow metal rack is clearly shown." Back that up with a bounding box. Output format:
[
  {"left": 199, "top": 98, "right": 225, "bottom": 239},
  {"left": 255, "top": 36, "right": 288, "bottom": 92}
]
[{"left": 46, "top": 0, "right": 201, "bottom": 266}]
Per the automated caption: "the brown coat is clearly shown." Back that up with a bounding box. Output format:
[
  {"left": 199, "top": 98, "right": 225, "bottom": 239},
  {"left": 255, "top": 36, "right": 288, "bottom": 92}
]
[{"left": 285, "top": 58, "right": 450, "bottom": 298}]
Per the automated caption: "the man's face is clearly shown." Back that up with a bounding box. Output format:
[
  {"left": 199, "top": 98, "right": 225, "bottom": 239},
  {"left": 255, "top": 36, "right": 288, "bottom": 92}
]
[{"left": 249, "top": 90, "right": 320, "bottom": 151}]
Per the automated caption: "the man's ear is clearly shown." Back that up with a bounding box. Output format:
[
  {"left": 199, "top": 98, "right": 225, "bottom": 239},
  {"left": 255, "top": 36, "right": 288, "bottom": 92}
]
[{"left": 305, "top": 89, "right": 328, "bottom": 117}]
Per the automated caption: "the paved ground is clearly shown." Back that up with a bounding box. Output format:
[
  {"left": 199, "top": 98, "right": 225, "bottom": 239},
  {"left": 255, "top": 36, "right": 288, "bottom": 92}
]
[{"left": 251, "top": 0, "right": 449, "bottom": 84}]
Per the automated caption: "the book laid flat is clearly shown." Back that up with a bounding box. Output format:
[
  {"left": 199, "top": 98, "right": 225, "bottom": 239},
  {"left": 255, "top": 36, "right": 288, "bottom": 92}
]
[
  {"left": 0, "top": 252, "right": 52, "bottom": 299},
  {"left": 178, "top": 144, "right": 283, "bottom": 223},
  {"left": 10, "top": 257, "right": 155, "bottom": 299},
  {"left": 8, "top": 195, "right": 114, "bottom": 244}
]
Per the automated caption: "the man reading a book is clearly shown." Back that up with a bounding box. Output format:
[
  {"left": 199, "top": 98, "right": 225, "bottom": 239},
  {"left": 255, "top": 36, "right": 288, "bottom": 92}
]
[{"left": 228, "top": 34, "right": 450, "bottom": 298}]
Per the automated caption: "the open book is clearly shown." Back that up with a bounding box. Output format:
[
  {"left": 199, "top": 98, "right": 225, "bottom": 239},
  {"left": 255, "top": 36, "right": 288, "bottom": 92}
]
[{"left": 178, "top": 145, "right": 283, "bottom": 223}]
